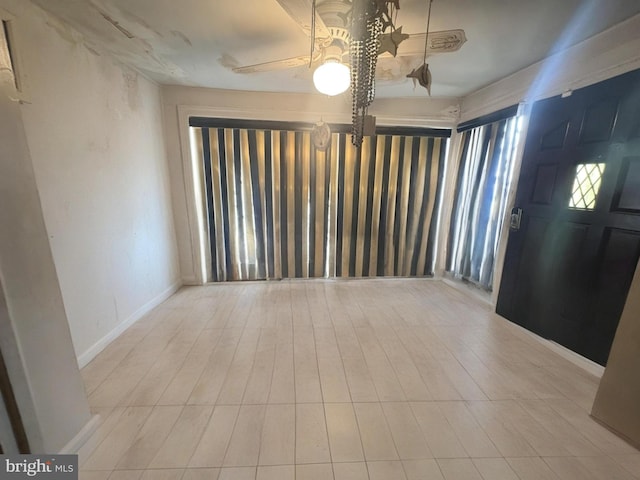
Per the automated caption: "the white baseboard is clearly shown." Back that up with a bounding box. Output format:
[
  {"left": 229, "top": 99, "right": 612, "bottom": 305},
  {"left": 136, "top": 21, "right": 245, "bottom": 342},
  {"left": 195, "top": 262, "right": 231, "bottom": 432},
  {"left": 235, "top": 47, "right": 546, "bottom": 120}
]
[
  {"left": 501, "top": 314, "right": 605, "bottom": 378},
  {"left": 441, "top": 276, "right": 494, "bottom": 306},
  {"left": 77, "top": 280, "right": 182, "bottom": 368},
  {"left": 544, "top": 339, "right": 605, "bottom": 378},
  {"left": 59, "top": 414, "right": 101, "bottom": 454}
]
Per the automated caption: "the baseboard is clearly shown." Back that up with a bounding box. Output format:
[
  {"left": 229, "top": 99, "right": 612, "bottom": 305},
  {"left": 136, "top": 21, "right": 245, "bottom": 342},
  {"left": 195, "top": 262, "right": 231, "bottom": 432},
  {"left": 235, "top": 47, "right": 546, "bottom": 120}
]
[
  {"left": 544, "top": 339, "right": 605, "bottom": 378},
  {"left": 59, "top": 414, "right": 101, "bottom": 454},
  {"left": 76, "top": 280, "right": 182, "bottom": 368},
  {"left": 441, "top": 276, "right": 493, "bottom": 307},
  {"left": 590, "top": 413, "right": 640, "bottom": 452},
  {"left": 501, "top": 315, "right": 605, "bottom": 378}
]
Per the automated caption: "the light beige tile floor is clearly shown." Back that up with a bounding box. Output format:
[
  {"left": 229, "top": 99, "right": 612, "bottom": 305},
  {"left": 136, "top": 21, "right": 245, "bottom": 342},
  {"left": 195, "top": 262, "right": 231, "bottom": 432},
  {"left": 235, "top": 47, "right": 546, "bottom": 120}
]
[{"left": 78, "top": 279, "right": 640, "bottom": 480}]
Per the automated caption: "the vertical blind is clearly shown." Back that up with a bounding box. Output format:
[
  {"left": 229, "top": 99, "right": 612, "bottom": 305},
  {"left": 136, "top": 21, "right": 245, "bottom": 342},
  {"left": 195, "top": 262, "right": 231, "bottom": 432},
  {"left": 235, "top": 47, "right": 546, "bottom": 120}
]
[
  {"left": 447, "top": 113, "right": 520, "bottom": 290},
  {"left": 191, "top": 121, "right": 448, "bottom": 281}
]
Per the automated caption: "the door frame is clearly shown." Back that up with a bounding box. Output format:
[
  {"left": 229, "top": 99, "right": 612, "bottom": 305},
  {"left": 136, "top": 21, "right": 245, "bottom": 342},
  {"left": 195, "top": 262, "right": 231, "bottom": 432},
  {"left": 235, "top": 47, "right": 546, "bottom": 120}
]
[
  {"left": 0, "top": 346, "right": 29, "bottom": 453},
  {"left": 0, "top": 280, "right": 31, "bottom": 454}
]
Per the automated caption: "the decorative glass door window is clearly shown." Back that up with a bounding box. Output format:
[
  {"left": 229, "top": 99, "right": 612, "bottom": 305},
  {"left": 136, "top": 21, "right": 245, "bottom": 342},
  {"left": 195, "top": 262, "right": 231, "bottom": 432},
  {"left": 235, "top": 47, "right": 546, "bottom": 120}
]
[{"left": 569, "top": 163, "right": 606, "bottom": 210}]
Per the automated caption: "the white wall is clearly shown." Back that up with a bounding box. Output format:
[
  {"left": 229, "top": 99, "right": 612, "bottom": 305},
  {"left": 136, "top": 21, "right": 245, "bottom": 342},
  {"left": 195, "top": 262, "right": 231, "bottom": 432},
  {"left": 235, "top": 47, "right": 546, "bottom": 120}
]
[
  {"left": 0, "top": 77, "right": 91, "bottom": 453},
  {"left": 0, "top": 0, "right": 181, "bottom": 365},
  {"left": 460, "top": 14, "right": 640, "bottom": 121},
  {"left": 161, "top": 86, "right": 461, "bottom": 283}
]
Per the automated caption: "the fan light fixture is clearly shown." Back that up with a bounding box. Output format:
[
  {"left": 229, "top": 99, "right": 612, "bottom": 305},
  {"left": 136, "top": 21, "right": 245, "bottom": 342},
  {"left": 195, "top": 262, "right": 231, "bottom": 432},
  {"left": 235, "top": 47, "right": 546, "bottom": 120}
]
[{"left": 313, "top": 60, "right": 350, "bottom": 96}]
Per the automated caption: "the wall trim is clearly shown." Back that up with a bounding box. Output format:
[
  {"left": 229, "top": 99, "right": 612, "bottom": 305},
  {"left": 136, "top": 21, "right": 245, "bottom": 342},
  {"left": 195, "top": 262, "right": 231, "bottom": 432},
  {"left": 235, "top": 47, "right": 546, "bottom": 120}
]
[
  {"left": 176, "top": 105, "right": 209, "bottom": 285},
  {"left": 501, "top": 314, "right": 605, "bottom": 378},
  {"left": 590, "top": 414, "right": 640, "bottom": 452},
  {"left": 77, "top": 280, "right": 182, "bottom": 368},
  {"left": 460, "top": 14, "right": 640, "bottom": 122},
  {"left": 545, "top": 340, "right": 605, "bottom": 378},
  {"left": 441, "top": 276, "right": 492, "bottom": 306},
  {"left": 422, "top": 278, "right": 605, "bottom": 378},
  {"left": 461, "top": 57, "right": 640, "bottom": 123},
  {"left": 59, "top": 413, "right": 100, "bottom": 454}
]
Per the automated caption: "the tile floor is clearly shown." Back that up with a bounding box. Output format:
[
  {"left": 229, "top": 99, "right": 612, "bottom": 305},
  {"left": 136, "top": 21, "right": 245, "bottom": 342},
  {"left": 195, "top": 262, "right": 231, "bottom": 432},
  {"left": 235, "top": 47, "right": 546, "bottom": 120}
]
[{"left": 78, "top": 279, "right": 640, "bottom": 480}]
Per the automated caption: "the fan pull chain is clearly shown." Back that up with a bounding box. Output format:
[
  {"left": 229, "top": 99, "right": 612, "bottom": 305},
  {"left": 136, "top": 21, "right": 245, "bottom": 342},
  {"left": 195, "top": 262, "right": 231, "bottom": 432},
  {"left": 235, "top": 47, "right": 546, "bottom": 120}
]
[
  {"left": 422, "top": 0, "right": 433, "bottom": 64},
  {"left": 309, "top": 0, "right": 317, "bottom": 67},
  {"left": 393, "top": 4, "right": 399, "bottom": 32}
]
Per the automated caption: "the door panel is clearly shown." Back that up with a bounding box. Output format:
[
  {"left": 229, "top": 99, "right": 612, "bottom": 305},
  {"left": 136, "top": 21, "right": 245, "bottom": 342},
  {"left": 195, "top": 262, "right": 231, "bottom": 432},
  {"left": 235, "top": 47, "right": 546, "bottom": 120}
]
[
  {"left": 497, "top": 69, "right": 640, "bottom": 365},
  {"left": 531, "top": 164, "right": 558, "bottom": 204},
  {"left": 579, "top": 96, "right": 619, "bottom": 144},
  {"left": 613, "top": 157, "right": 640, "bottom": 212}
]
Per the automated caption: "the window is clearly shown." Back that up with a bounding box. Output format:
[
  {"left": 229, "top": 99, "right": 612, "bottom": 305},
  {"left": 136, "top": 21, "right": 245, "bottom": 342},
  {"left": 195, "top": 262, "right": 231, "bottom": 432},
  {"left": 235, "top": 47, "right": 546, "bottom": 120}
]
[
  {"left": 447, "top": 107, "right": 521, "bottom": 290},
  {"left": 189, "top": 119, "right": 450, "bottom": 281},
  {"left": 569, "top": 163, "right": 606, "bottom": 210}
]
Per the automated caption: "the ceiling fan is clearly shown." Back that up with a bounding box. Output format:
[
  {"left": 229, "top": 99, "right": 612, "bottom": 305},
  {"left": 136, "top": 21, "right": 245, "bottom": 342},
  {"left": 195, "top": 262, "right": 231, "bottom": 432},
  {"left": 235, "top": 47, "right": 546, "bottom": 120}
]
[{"left": 232, "top": 0, "right": 467, "bottom": 92}]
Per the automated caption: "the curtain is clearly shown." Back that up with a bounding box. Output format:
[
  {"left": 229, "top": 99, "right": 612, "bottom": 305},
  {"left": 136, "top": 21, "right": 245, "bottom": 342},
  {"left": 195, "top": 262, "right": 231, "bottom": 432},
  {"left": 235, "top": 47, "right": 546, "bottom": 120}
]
[
  {"left": 447, "top": 115, "right": 519, "bottom": 290},
  {"left": 192, "top": 124, "right": 447, "bottom": 281}
]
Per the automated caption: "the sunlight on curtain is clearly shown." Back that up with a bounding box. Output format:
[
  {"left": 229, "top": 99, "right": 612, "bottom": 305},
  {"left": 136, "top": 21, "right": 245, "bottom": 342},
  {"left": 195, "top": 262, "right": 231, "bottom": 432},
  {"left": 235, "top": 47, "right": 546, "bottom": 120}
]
[
  {"left": 192, "top": 124, "right": 447, "bottom": 281},
  {"left": 447, "top": 115, "right": 521, "bottom": 290}
]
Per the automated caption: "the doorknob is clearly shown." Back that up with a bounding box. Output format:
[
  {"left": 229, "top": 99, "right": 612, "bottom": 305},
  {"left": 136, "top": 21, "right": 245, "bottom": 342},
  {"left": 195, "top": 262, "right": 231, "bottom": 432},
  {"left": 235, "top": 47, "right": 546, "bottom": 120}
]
[{"left": 510, "top": 207, "right": 523, "bottom": 231}]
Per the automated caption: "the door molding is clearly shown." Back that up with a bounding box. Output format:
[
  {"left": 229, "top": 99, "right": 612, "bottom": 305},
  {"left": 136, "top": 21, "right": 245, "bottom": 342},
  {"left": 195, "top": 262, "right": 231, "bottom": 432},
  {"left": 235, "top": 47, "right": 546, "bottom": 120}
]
[{"left": 0, "top": 346, "right": 29, "bottom": 453}]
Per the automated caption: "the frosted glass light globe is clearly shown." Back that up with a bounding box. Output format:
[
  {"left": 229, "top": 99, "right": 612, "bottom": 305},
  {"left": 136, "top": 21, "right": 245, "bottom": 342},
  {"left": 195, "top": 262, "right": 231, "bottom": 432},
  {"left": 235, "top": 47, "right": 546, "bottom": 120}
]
[{"left": 313, "top": 61, "right": 350, "bottom": 96}]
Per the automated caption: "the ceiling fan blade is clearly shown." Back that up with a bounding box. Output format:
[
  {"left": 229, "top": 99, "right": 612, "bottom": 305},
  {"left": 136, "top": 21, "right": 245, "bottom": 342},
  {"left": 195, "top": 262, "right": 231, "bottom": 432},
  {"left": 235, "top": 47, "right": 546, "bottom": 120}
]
[
  {"left": 233, "top": 55, "right": 312, "bottom": 74},
  {"left": 274, "top": 0, "right": 333, "bottom": 46},
  {"left": 390, "top": 29, "right": 467, "bottom": 56}
]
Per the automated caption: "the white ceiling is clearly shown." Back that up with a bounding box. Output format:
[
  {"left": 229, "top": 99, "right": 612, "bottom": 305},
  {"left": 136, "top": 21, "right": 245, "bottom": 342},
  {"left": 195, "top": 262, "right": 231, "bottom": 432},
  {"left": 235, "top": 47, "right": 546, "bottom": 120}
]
[{"left": 34, "top": 0, "right": 640, "bottom": 99}]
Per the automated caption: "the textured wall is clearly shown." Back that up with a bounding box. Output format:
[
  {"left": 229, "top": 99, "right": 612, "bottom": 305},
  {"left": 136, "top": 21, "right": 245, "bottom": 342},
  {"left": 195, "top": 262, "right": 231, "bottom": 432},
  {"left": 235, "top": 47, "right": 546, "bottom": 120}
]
[
  {"left": 0, "top": 81, "right": 90, "bottom": 453},
  {"left": 2, "top": 0, "right": 181, "bottom": 363}
]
